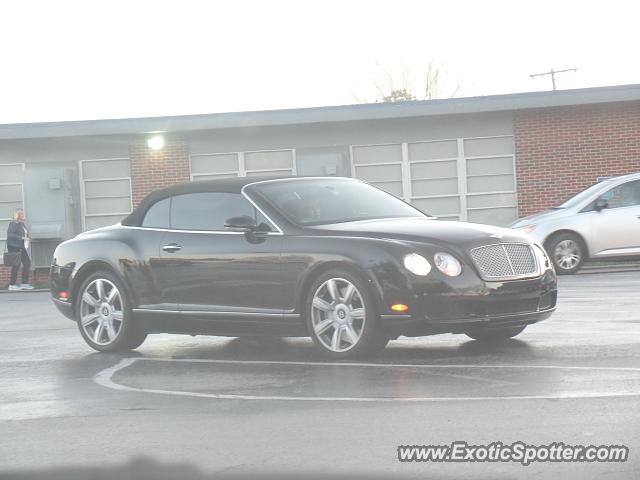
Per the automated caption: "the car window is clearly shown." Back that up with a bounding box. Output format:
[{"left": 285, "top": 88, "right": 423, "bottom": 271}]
[
  {"left": 142, "top": 197, "right": 171, "bottom": 228},
  {"left": 555, "top": 180, "right": 614, "bottom": 209},
  {"left": 600, "top": 180, "right": 640, "bottom": 209},
  {"left": 170, "top": 192, "right": 274, "bottom": 231}
]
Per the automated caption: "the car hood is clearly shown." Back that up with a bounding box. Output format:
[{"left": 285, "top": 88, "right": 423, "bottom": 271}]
[
  {"left": 309, "top": 217, "right": 533, "bottom": 250},
  {"left": 510, "top": 208, "right": 570, "bottom": 227}
]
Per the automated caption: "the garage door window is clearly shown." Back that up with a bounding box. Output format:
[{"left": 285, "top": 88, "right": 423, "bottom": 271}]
[
  {"left": 80, "top": 158, "right": 132, "bottom": 231},
  {"left": 190, "top": 149, "right": 296, "bottom": 181},
  {"left": 351, "top": 136, "right": 516, "bottom": 226}
]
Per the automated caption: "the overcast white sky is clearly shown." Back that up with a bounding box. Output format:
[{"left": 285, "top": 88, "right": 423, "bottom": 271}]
[{"left": 1, "top": 0, "right": 638, "bottom": 124}]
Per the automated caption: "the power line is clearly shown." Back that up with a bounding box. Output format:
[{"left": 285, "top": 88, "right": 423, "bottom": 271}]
[{"left": 530, "top": 68, "right": 577, "bottom": 90}]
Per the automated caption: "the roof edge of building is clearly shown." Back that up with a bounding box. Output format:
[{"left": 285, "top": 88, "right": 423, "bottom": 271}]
[{"left": 1, "top": 83, "right": 640, "bottom": 140}]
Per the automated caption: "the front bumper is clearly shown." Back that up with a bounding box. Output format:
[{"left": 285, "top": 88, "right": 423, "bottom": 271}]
[{"left": 377, "top": 267, "right": 557, "bottom": 337}]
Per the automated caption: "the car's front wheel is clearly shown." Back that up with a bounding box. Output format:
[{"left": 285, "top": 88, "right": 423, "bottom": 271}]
[
  {"left": 305, "top": 269, "right": 387, "bottom": 358},
  {"left": 546, "top": 232, "right": 585, "bottom": 274},
  {"left": 75, "top": 270, "right": 147, "bottom": 352},
  {"left": 465, "top": 325, "right": 526, "bottom": 342}
]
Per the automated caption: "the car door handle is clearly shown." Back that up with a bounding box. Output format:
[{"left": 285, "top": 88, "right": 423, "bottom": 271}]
[{"left": 162, "top": 243, "right": 182, "bottom": 253}]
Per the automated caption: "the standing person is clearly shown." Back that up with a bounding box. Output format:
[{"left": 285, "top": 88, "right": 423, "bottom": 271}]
[{"left": 6, "top": 209, "right": 34, "bottom": 290}]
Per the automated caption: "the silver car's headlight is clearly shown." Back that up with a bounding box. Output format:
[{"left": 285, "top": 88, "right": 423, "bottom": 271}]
[
  {"left": 434, "top": 252, "right": 462, "bottom": 277},
  {"left": 515, "top": 224, "right": 536, "bottom": 234},
  {"left": 403, "top": 253, "right": 431, "bottom": 276}
]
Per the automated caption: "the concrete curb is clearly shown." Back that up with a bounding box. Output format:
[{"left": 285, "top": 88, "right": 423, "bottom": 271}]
[{"left": 577, "top": 267, "right": 640, "bottom": 275}]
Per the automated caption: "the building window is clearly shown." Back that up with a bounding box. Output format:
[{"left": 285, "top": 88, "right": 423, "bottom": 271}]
[{"left": 351, "top": 143, "right": 404, "bottom": 199}]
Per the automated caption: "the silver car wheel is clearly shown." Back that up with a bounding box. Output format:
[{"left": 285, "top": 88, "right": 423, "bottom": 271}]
[
  {"left": 311, "top": 278, "right": 365, "bottom": 353},
  {"left": 553, "top": 239, "right": 581, "bottom": 270},
  {"left": 80, "top": 278, "right": 124, "bottom": 345}
]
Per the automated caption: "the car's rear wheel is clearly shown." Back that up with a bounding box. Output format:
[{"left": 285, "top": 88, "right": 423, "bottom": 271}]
[
  {"left": 465, "top": 325, "right": 526, "bottom": 342},
  {"left": 305, "top": 269, "right": 387, "bottom": 358},
  {"left": 546, "top": 233, "right": 585, "bottom": 274},
  {"left": 75, "top": 270, "right": 147, "bottom": 352}
]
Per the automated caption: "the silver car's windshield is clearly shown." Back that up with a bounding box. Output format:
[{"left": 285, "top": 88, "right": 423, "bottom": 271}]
[{"left": 554, "top": 180, "right": 614, "bottom": 209}]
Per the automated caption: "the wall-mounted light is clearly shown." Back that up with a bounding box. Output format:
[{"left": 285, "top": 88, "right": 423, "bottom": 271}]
[{"left": 147, "top": 135, "right": 165, "bottom": 150}]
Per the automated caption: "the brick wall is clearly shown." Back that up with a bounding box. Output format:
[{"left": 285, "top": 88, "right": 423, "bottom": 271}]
[
  {"left": 129, "top": 137, "right": 191, "bottom": 208},
  {"left": 0, "top": 265, "right": 49, "bottom": 289},
  {"left": 514, "top": 101, "right": 640, "bottom": 217}
]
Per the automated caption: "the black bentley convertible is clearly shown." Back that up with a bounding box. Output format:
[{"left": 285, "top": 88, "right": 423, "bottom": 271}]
[{"left": 51, "top": 176, "right": 557, "bottom": 357}]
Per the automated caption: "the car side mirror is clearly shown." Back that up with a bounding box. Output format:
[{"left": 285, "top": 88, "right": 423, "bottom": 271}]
[
  {"left": 594, "top": 197, "right": 608, "bottom": 212},
  {"left": 224, "top": 215, "right": 257, "bottom": 232}
]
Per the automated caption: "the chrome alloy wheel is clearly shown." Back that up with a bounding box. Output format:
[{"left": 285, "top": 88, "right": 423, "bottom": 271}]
[
  {"left": 553, "top": 239, "right": 581, "bottom": 270},
  {"left": 79, "top": 278, "right": 124, "bottom": 345},
  {"left": 311, "top": 278, "right": 366, "bottom": 353}
]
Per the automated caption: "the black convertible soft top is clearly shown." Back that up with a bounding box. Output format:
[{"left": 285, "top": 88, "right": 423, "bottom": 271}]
[{"left": 122, "top": 175, "right": 292, "bottom": 227}]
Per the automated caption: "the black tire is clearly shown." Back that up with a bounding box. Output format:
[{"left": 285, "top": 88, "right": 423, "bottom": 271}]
[
  {"left": 75, "top": 270, "right": 147, "bottom": 352},
  {"left": 545, "top": 232, "right": 585, "bottom": 275},
  {"left": 465, "top": 325, "right": 526, "bottom": 342},
  {"left": 123, "top": 327, "right": 148, "bottom": 350},
  {"left": 369, "top": 332, "right": 391, "bottom": 352},
  {"left": 305, "top": 268, "right": 386, "bottom": 358}
]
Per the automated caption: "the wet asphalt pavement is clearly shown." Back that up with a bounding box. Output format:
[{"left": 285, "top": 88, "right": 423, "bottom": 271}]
[{"left": 1, "top": 271, "right": 639, "bottom": 479}]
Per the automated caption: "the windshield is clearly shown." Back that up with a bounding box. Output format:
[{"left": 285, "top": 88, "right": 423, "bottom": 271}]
[
  {"left": 254, "top": 178, "right": 426, "bottom": 225},
  {"left": 554, "top": 180, "right": 614, "bottom": 209}
]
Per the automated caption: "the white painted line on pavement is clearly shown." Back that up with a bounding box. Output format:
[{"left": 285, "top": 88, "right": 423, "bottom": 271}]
[{"left": 94, "top": 357, "right": 640, "bottom": 403}]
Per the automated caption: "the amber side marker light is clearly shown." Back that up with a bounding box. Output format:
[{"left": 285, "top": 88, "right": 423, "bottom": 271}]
[{"left": 391, "top": 303, "right": 409, "bottom": 312}]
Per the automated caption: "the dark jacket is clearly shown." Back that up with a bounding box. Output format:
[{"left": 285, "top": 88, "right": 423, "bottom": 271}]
[{"left": 6, "top": 221, "right": 27, "bottom": 249}]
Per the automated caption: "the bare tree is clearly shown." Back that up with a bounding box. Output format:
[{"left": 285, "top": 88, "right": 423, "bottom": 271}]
[{"left": 360, "top": 61, "right": 461, "bottom": 103}]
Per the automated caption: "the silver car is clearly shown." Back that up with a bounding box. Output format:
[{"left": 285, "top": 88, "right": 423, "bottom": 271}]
[{"left": 510, "top": 172, "right": 640, "bottom": 274}]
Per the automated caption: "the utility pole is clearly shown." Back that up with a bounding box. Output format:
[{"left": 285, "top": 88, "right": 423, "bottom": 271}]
[{"left": 530, "top": 68, "right": 577, "bottom": 90}]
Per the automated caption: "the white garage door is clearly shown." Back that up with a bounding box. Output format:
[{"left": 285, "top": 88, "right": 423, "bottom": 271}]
[
  {"left": 463, "top": 136, "right": 517, "bottom": 225},
  {"left": 190, "top": 149, "right": 296, "bottom": 181},
  {"left": 408, "top": 139, "right": 460, "bottom": 219},
  {"left": 351, "top": 136, "right": 516, "bottom": 226},
  {"left": 80, "top": 158, "right": 132, "bottom": 231},
  {"left": 0, "top": 163, "right": 25, "bottom": 252},
  {"left": 350, "top": 144, "right": 404, "bottom": 199}
]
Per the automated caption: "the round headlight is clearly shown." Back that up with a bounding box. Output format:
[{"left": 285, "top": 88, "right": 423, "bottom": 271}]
[
  {"left": 403, "top": 253, "right": 431, "bottom": 276},
  {"left": 434, "top": 252, "right": 462, "bottom": 277}
]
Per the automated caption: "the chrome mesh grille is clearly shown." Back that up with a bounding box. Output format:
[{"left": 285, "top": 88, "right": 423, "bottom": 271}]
[
  {"left": 470, "top": 243, "right": 538, "bottom": 280},
  {"left": 503, "top": 244, "right": 537, "bottom": 274}
]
